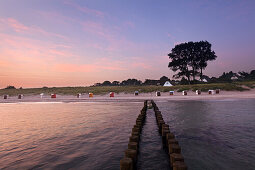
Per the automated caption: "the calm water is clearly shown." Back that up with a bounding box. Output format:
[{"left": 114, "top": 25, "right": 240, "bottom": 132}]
[{"left": 0, "top": 99, "right": 255, "bottom": 170}]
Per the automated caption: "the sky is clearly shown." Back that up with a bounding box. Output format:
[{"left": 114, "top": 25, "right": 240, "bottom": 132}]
[{"left": 0, "top": 0, "right": 255, "bottom": 88}]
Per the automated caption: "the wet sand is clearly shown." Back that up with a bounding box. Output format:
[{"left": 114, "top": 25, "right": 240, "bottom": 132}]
[{"left": 1, "top": 89, "right": 255, "bottom": 103}]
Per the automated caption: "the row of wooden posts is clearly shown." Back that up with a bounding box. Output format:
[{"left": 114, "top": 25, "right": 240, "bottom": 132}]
[
  {"left": 120, "top": 100, "right": 148, "bottom": 170},
  {"left": 151, "top": 100, "right": 187, "bottom": 170}
]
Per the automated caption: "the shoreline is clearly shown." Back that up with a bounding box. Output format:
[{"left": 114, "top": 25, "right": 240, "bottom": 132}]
[{"left": 1, "top": 89, "right": 255, "bottom": 103}]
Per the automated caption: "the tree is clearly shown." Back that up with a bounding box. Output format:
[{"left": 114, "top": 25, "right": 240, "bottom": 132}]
[
  {"left": 121, "top": 79, "right": 142, "bottom": 86},
  {"left": 218, "top": 71, "right": 237, "bottom": 82},
  {"left": 112, "top": 81, "right": 120, "bottom": 86},
  {"left": 168, "top": 41, "right": 217, "bottom": 83},
  {"left": 168, "top": 42, "right": 193, "bottom": 83},
  {"left": 238, "top": 71, "right": 249, "bottom": 80},
  {"left": 195, "top": 41, "right": 217, "bottom": 80},
  {"left": 238, "top": 70, "right": 255, "bottom": 80},
  {"left": 143, "top": 79, "right": 160, "bottom": 85},
  {"left": 180, "top": 77, "right": 189, "bottom": 85},
  {"left": 250, "top": 70, "right": 255, "bottom": 79},
  {"left": 102, "top": 81, "right": 112, "bottom": 86},
  {"left": 159, "top": 76, "right": 170, "bottom": 85},
  {"left": 5, "top": 85, "right": 16, "bottom": 89}
]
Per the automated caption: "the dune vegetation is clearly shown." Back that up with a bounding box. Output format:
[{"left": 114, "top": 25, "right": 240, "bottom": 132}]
[{"left": 1, "top": 81, "right": 254, "bottom": 96}]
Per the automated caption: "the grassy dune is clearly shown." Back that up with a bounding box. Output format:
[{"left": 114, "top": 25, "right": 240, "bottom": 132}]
[{"left": 0, "top": 81, "right": 255, "bottom": 96}]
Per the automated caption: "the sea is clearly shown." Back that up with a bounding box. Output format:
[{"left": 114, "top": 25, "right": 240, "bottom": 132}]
[{"left": 0, "top": 99, "right": 255, "bottom": 170}]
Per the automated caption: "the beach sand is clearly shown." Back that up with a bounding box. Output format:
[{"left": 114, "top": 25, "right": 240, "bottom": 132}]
[{"left": 1, "top": 89, "right": 255, "bottom": 103}]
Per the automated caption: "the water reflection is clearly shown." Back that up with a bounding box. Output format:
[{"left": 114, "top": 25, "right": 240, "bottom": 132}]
[
  {"left": 158, "top": 99, "right": 255, "bottom": 170},
  {"left": 0, "top": 99, "right": 255, "bottom": 170},
  {"left": 0, "top": 102, "right": 143, "bottom": 169}
]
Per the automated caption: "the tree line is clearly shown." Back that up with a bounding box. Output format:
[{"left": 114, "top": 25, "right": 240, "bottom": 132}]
[
  {"left": 94, "top": 76, "right": 170, "bottom": 86},
  {"left": 209, "top": 70, "right": 255, "bottom": 83},
  {"left": 2, "top": 70, "right": 254, "bottom": 90},
  {"left": 93, "top": 70, "right": 255, "bottom": 87}
]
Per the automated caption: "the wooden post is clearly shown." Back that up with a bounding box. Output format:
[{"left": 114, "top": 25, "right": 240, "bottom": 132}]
[
  {"left": 131, "top": 131, "right": 139, "bottom": 137},
  {"left": 128, "top": 142, "right": 138, "bottom": 151},
  {"left": 169, "top": 144, "right": 181, "bottom": 154},
  {"left": 168, "top": 139, "right": 179, "bottom": 145},
  {"left": 162, "top": 128, "right": 170, "bottom": 137},
  {"left": 125, "top": 149, "right": 137, "bottom": 163},
  {"left": 120, "top": 157, "right": 133, "bottom": 170},
  {"left": 170, "top": 153, "right": 184, "bottom": 167},
  {"left": 129, "top": 135, "right": 139, "bottom": 143},
  {"left": 166, "top": 133, "right": 175, "bottom": 141},
  {"left": 173, "top": 161, "right": 187, "bottom": 170}
]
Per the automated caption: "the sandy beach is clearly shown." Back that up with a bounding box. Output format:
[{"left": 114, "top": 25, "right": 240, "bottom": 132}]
[{"left": 1, "top": 89, "right": 255, "bottom": 103}]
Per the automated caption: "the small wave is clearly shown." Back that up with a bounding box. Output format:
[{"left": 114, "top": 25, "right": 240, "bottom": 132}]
[{"left": 17, "top": 102, "right": 64, "bottom": 104}]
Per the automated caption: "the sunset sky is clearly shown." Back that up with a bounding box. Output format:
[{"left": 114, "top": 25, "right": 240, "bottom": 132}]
[{"left": 0, "top": 0, "right": 255, "bottom": 88}]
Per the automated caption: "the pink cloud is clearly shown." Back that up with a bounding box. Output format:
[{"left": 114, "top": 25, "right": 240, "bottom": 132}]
[
  {"left": 131, "top": 62, "right": 153, "bottom": 69},
  {"left": 0, "top": 17, "right": 68, "bottom": 40},
  {"left": 54, "top": 64, "right": 98, "bottom": 72},
  {"left": 3, "top": 18, "right": 29, "bottom": 32},
  {"left": 38, "top": 11, "right": 156, "bottom": 55},
  {"left": 64, "top": 0, "right": 105, "bottom": 18},
  {"left": 54, "top": 60, "right": 126, "bottom": 73},
  {"left": 95, "top": 57, "right": 127, "bottom": 71},
  {"left": 0, "top": 33, "right": 74, "bottom": 68}
]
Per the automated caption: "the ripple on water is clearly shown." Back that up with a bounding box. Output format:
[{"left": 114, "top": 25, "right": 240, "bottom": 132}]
[{"left": 0, "top": 100, "right": 255, "bottom": 169}]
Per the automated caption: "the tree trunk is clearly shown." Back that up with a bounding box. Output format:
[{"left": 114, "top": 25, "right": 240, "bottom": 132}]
[
  {"left": 192, "top": 67, "right": 196, "bottom": 81},
  {"left": 200, "top": 68, "right": 203, "bottom": 80},
  {"left": 187, "top": 76, "right": 190, "bottom": 84},
  {"left": 186, "top": 68, "right": 191, "bottom": 84}
]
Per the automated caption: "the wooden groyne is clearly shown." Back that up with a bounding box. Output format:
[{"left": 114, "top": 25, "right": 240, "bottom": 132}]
[
  {"left": 120, "top": 100, "right": 187, "bottom": 170},
  {"left": 151, "top": 100, "right": 187, "bottom": 170},
  {"left": 120, "top": 100, "right": 148, "bottom": 170}
]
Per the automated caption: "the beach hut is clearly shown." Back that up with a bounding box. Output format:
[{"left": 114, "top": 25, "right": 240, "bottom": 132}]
[
  {"left": 110, "top": 92, "right": 114, "bottom": 97},
  {"left": 3, "top": 95, "right": 8, "bottom": 99},
  {"left": 134, "top": 91, "right": 139, "bottom": 96},
  {"left": 51, "top": 94, "right": 57, "bottom": 98},
  {"left": 182, "top": 91, "right": 187, "bottom": 95},
  {"left": 163, "top": 81, "right": 173, "bottom": 87},
  {"left": 169, "top": 91, "right": 174, "bottom": 95},
  {"left": 89, "top": 93, "right": 93, "bottom": 98},
  {"left": 18, "top": 94, "right": 23, "bottom": 99},
  {"left": 156, "top": 91, "right": 161, "bottom": 96},
  {"left": 40, "top": 93, "right": 44, "bottom": 99},
  {"left": 216, "top": 89, "right": 220, "bottom": 94},
  {"left": 231, "top": 76, "right": 238, "bottom": 80},
  {"left": 208, "top": 90, "right": 215, "bottom": 95},
  {"left": 202, "top": 79, "right": 208, "bottom": 83},
  {"left": 77, "top": 93, "right": 81, "bottom": 98},
  {"left": 196, "top": 90, "right": 201, "bottom": 95}
]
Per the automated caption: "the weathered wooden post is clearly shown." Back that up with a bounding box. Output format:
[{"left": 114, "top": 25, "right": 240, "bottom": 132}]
[
  {"left": 170, "top": 153, "right": 184, "bottom": 167},
  {"left": 120, "top": 157, "right": 133, "bottom": 170},
  {"left": 125, "top": 148, "right": 137, "bottom": 163},
  {"left": 128, "top": 142, "right": 138, "bottom": 151},
  {"left": 173, "top": 161, "right": 187, "bottom": 170},
  {"left": 168, "top": 139, "right": 179, "bottom": 145},
  {"left": 169, "top": 144, "right": 181, "bottom": 154},
  {"left": 129, "top": 135, "right": 139, "bottom": 144}
]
